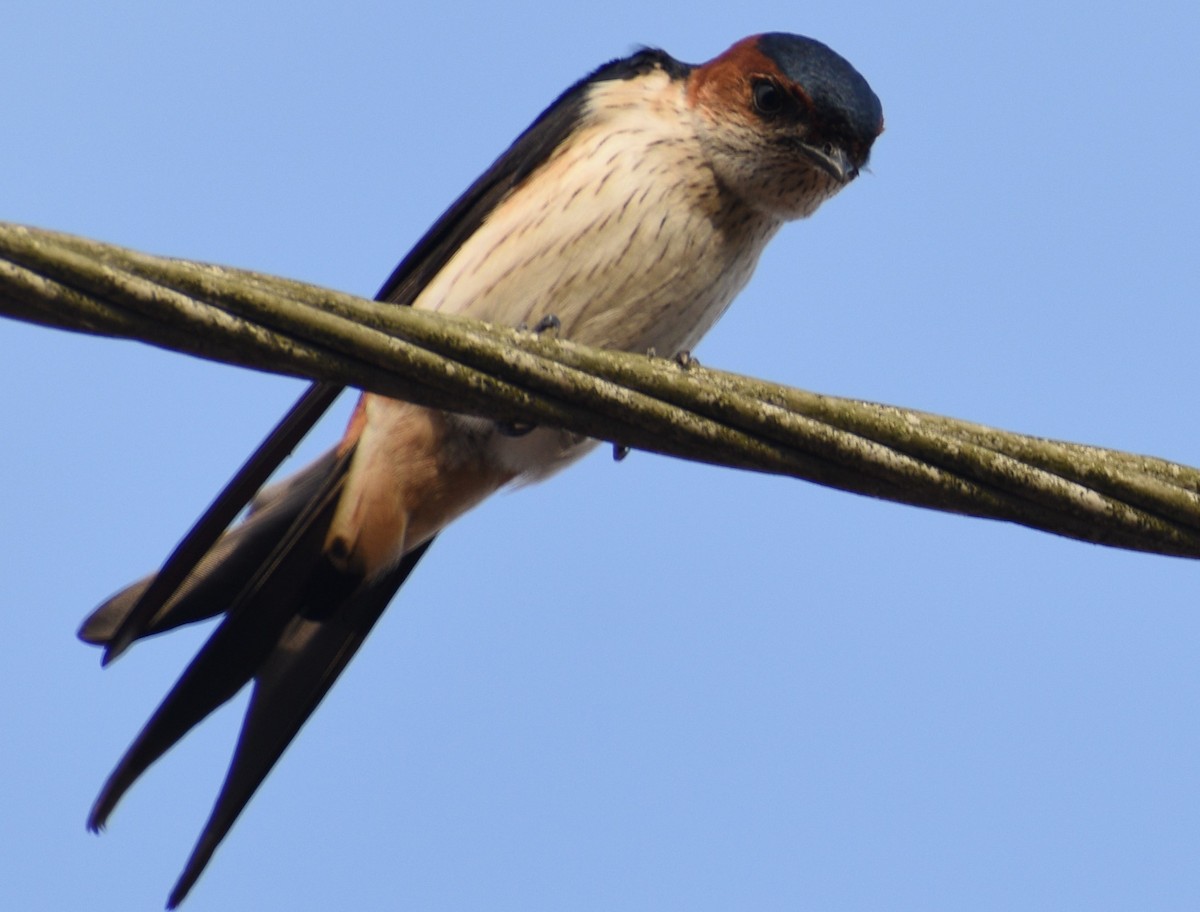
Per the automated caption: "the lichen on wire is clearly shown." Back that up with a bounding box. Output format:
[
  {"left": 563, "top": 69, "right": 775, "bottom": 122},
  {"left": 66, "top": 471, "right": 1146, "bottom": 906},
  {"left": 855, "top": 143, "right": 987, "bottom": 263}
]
[{"left": 4, "top": 222, "right": 1200, "bottom": 559}]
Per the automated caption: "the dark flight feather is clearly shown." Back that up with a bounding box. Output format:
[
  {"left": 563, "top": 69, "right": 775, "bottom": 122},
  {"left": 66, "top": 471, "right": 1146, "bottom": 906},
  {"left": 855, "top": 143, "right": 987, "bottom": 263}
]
[{"left": 81, "top": 45, "right": 688, "bottom": 908}]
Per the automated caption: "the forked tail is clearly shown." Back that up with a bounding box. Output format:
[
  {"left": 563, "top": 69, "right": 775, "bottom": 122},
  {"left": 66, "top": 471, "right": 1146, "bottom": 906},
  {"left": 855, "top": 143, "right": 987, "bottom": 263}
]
[{"left": 81, "top": 446, "right": 430, "bottom": 907}]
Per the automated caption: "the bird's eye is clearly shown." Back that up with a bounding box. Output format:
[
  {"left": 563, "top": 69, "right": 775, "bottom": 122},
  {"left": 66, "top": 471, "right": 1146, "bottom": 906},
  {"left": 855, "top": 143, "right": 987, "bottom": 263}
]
[{"left": 751, "top": 80, "right": 784, "bottom": 117}]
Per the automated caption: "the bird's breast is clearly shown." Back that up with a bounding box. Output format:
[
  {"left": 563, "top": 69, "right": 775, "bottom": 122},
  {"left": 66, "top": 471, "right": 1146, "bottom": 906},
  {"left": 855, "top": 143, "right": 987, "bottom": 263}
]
[
  {"left": 410, "top": 70, "right": 782, "bottom": 481},
  {"left": 414, "top": 72, "right": 780, "bottom": 356}
]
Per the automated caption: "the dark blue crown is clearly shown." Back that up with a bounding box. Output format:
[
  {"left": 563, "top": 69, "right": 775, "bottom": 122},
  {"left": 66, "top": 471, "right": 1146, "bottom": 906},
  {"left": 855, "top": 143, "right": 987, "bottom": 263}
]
[{"left": 757, "top": 33, "right": 883, "bottom": 144}]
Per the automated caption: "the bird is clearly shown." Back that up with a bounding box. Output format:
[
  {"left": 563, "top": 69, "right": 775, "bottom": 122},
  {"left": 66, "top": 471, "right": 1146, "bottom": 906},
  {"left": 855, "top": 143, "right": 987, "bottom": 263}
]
[{"left": 77, "top": 32, "right": 883, "bottom": 907}]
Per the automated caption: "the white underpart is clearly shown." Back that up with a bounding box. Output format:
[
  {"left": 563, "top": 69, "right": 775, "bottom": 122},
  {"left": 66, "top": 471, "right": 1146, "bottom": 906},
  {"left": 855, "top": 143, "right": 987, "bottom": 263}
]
[{"left": 409, "top": 68, "right": 785, "bottom": 481}]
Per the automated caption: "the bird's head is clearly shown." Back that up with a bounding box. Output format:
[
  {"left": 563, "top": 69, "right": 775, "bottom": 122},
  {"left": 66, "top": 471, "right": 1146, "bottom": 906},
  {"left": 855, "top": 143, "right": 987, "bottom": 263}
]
[{"left": 687, "top": 33, "right": 883, "bottom": 221}]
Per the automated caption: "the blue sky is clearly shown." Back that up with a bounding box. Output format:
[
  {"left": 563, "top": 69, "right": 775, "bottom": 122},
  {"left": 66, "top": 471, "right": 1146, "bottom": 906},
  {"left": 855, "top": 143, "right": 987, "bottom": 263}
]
[{"left": 4, "top": 2, "right": 1200, "bottom": 910}]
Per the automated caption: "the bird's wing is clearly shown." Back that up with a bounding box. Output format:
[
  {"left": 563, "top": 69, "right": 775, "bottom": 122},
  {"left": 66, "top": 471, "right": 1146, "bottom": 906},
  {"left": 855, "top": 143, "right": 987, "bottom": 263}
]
[
  {"left": 93, "top": 48, "right": 613, "bottom": 658},
  {"left": 83, "top": 51, "right": 661, "bottom": 909}
]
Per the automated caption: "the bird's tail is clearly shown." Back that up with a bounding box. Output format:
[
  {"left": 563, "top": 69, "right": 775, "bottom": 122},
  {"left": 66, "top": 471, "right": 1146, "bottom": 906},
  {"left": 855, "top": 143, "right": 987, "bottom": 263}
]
[{"left": 80, "top": 444, "right": 430, "bottom": 908}]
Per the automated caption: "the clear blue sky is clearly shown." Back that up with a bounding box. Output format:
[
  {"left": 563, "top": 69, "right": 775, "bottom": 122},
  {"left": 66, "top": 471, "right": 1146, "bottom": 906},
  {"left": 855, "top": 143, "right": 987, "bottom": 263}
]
[{"left": 4, "top": 2, "right": 1200, "bottom": 910}]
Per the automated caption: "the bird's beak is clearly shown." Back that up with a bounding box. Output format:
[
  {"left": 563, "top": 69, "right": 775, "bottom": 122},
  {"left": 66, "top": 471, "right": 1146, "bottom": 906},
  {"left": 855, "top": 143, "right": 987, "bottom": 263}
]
[{"left": 798, "top": 142, "right": 857, "bottom": 184}]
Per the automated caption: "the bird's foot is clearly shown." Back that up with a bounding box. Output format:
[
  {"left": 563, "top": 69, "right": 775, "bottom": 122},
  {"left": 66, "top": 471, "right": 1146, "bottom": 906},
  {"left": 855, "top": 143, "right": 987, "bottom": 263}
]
[
  {"left": 533, "top": 314, "right": 561, "bottom": 337},
  {"left": 674, "top": 349, "right": 698, "bottom": 370},
  {"left": 496, "top": 419, "right": 537, "bottom": 437},
  {"left": 498, "top": 316, "right": 561, "bottom": 436}
]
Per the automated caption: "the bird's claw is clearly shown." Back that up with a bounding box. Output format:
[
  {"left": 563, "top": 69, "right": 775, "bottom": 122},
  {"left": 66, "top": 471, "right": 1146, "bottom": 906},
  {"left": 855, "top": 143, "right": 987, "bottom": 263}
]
[
  {"left": 497, "top": 420, "right": 537, "bottom": 437},
  {"left": 496, "top": 316, "right": 559, "bottom": 438},
  {"left": 674, "top": 350, "right": 697, "bottom": 369},
  {"left": 533, "top": 314, "right": 561, "bottom": 336}
]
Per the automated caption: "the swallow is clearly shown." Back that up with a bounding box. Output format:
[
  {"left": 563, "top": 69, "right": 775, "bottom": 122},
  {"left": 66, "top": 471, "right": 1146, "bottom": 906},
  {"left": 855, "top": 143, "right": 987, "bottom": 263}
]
[{"left": 79, "top": 33, "right": 883, "bottom": 906}]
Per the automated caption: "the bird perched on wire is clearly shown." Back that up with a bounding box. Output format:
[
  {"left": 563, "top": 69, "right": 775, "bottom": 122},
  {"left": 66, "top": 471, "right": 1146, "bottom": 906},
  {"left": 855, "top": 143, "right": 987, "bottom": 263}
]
[{"left": 78, "top": 32, "right": 883, "bottom": 907}]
